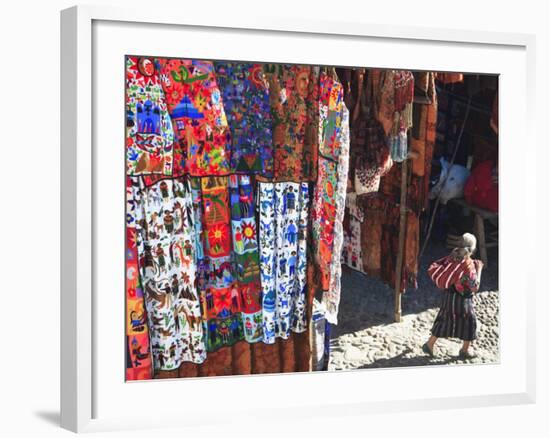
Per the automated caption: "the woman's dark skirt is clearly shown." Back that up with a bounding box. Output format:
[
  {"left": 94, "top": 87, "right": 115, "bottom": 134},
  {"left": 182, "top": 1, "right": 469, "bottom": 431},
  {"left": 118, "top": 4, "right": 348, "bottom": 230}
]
[{"left": 430, "top": 288, "right": 477, "bottom": 341}]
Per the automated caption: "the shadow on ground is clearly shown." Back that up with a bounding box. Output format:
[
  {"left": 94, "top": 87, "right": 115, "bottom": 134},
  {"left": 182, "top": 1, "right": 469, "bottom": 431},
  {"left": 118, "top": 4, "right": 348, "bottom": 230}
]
[
  {"left": 34, "top": 410, "right": 60, "bottom": 427},
  {"left": 332, "top": 240, "right": 498, "bottom": 338}
]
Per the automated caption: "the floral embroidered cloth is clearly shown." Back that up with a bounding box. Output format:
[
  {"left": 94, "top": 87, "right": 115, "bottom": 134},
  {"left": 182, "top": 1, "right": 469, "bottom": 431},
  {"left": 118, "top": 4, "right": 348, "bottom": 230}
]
[
  {"left": 264, "top": 64, "right": 319, "bottom": 182},
  {"left": 134, "top": 176, "right": 206, "bottom": 370},
  {"left": 158, "top": 59, "right": 232, "bottom": 176},
  {"left": 258, "top": 182, "right": 309, "bottom": 344},
  {"left": 312, "top": 72, "right": 348, "bottom": 294},
  {"left": 199, "top": 177, "right": 244, "bottom": 351},
  {"left": 215, "top": 63, "right": 274, "bottom": 176},
  {"left": 126, "top": 57, "right": 174, "bottom": 176},
  {"left": 322, "top": 106, "right": 350, "bottom": 324},
  {"left": 229, "top": 175, "right": 263, "bottom": 342}
]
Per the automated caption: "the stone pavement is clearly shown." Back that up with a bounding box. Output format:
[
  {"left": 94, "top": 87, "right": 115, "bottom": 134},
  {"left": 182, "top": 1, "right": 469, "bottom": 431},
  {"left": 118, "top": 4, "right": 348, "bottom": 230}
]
[{"left": 328, "top": 241, "right": 499, "bottom": 370}]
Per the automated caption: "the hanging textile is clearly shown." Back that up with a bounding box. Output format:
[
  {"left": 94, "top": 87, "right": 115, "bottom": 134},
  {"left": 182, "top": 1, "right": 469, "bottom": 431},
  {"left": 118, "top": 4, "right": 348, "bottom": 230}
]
[
  {"left": 308, "top": 70, "right": 351, "bottom": 324},
  {"left": 158, "top": 59, "right": 232, "bottom": 176},
  {"left": 199, "top": 176, "right": 244, "bottom": 351},
  {"left": 436, "top": 72, "right": 464, "bottom": 84},
  {"left": 322, "top": 105, "right": 350, "bottom": 324},
  {"left": 371, "top": 69, "right": 414, "bottom": 163},
  {"left": 264, "top": 64, "right": 320, "bottom": 182},
  {"left": 126, "top": 177, "right": 153, "bottom": 380},
  {"left": 228, "top": 174, "right": 263, "bottom": 343},
  {"left": 353, "top": 118, "right": 393, "bottom": 195},
  {"left": 410, "top": 72, "right": 438, "bottom": 213},
  {"left": 347, "top": 69, "right": 393, "bottom": 196},
  {"left": 125, "top": 56, "right": 174, "bottom": 176},
  {"left": 350, "top": 70, "right": 436, "bottom": 292},
  {"left": 258, "top": 182, "right": 310, "bottom": 344},
  {"left": 215, "top": 62, "right": 274, "bottom": 176},
  {"left": 341, "top": 193, "right": 365, "bottom": 273},
  {"left": 311, "top": 71, "right": 347, "bottom": 291},
  {"left": 134, "top": 176, "right": 206, "bottom": 370}
]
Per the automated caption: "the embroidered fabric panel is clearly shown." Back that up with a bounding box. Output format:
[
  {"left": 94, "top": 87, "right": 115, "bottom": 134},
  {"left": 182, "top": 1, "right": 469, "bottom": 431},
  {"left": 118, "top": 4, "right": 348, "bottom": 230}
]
[
  {"left": 258, "top": 182, "right": 309, "bottom": 344},
  {"left": 322, "top": 106, "right": 350, "bottom": 324},
  {"left": 229, "top": 175, "right": 263, "bottom": 342},
  {"left": 311, "top": 73, "right": 348, "bottom": 295},
  {"left": 134, "top": 177, "right": 206, "bottom": 370},
  {"left": 264, "top": 64, "right": 319, "bottom": 182},
  {"left": 215, "top": 63, "right": 274, "bottom": 177},
  {"left": 200, "top": 177, "right": 244, "bottom": 351},
  {"left": 126, "top": 57, "right": 174, "bottom": 176},
  {"left": 158, "top": 59, "right": 232, "bottom": 176},
  {"left": 318, "top": 71, "right": 345, "bottom": 161},
  {"left": 126, "top": 177, "right": 153, "bottom": 380}
]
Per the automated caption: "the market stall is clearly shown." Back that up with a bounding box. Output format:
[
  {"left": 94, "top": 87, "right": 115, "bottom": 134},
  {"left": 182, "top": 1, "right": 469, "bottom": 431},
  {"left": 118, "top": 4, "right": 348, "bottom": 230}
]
[{"left": 124, "top": 57, "right": 499, "bottom": 379}]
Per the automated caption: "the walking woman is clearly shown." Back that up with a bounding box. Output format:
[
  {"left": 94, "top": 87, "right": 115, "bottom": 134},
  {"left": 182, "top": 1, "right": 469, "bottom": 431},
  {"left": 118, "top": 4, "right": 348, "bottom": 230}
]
[{"left": 422, "top": 233, "right": 484, "bottom": 360}]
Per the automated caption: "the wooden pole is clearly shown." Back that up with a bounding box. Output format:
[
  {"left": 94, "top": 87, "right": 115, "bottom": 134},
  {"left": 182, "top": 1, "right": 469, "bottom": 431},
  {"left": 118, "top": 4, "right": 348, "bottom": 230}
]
[{"left": 394, "top": 159, "right": 409, "bottom": 323}]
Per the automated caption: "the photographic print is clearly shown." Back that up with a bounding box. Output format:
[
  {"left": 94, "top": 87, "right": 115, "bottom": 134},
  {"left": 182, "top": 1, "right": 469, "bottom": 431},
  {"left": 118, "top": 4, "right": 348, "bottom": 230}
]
[{"left": 124, "top": 57, "right": 499, "bottom": 380}]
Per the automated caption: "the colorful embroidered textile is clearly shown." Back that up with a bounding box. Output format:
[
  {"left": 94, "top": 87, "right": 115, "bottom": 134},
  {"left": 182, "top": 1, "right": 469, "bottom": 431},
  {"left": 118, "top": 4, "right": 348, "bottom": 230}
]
[
  {"left": 258, "top": 182, "right": 309, "bottom": 344},
  {"left": 125, "top": 57, "right": 174, "bottom": 176},
  {"left": 311, "top": 157, "right": 339, "bottom": 291},
  {"left": 126, "top": 177, "right": 153, "bottom": 380},
  {"left": 228, "top": 174, "right": 263, "bottom": 342},
  {"left": 312, "top": 72, "right": 348, "bottom": 295},
  {"left": 158, "top": 58, "right": 232, "bottom": 176},
  {"left": 318, "top": 71, "right": 345, "bottom": 161},
  {"left": 134, "top": 176, "right": 206, "bottom": 370},
  {"left": 322, "top": 106, "right": 350, "bottom": 324},
  {"left": 215, "top": 63, "right": 274, "bottom": 176},
  {"left": 264, "top": 64, "right": 319, "bottom": 182},
  {"left": 199, "top": 177, "right": 244, "bottom": 351}
]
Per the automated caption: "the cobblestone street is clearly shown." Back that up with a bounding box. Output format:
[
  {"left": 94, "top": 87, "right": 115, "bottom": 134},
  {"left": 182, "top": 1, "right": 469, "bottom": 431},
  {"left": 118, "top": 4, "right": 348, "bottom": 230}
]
[{"left": 329, "top": 242, "right": 499, "bottom": 370}]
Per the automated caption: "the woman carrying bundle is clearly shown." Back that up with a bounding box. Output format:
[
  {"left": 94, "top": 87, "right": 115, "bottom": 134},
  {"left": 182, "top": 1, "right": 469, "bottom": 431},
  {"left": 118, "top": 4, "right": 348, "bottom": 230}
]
[{"left": 422, "top": 233, "right": 484, "bottom": 360}]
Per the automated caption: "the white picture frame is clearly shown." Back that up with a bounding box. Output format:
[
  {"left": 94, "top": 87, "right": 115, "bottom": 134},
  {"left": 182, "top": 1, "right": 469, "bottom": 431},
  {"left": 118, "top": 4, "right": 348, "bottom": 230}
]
[{"left": 60, "top": 4, "right": 537, "bottom": 433}]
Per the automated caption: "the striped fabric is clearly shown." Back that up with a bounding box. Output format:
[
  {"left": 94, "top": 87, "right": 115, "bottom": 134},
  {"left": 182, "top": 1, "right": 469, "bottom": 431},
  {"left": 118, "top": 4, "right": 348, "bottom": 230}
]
[
  {"left": 431, "top": 289, "right": 477, "bottom": 341},
  {"left": 427, "top": 256, "right": 481, "bottom": 292}
]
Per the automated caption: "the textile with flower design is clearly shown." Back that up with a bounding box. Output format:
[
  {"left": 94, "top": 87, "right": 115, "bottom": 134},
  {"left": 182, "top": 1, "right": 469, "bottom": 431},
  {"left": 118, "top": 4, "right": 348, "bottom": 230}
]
[
  {"left": 199, "top": 177, "right": 244, "bottom": 351},
  {"left": 157, "top": 59, "right": 232, "bottom": 176},
  {"left": 322, "top": 106, "right": 350, "bottom": 324},
  {"left": 229, "top": 175, "right": 263, "bottom": 342},
  {"left": 312, "top": 72, "right": 347, "bottom": 293},
  {"left": 126, "top": 57, "right": 174, "bottom": 176}
]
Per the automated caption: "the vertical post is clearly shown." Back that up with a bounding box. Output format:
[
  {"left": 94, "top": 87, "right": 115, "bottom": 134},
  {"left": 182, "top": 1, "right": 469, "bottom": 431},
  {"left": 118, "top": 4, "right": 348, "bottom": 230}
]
[
  {"left": 474, "top": 213, "right": 488, "bottom": 267},
  {"left": 394, "top": 159, "right": 409, "bottom": 322}
]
